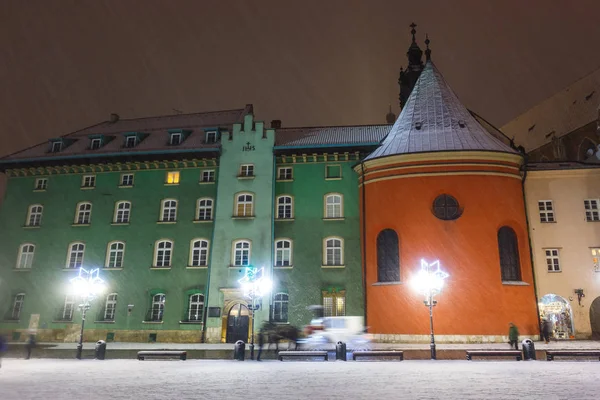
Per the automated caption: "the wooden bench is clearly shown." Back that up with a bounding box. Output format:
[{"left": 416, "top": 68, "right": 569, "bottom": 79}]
[
  {"left": 466, "top": 350, "right": 522, "bottom": 361},
  {"left": 137, "top": 351, "right": 187, "bottom": 361},
  {"left": 353, "top": 351, "right": 404, "bottom": 361},
  {"left": 278, "top": 351, "right": 328, "bottom": 361},
  {"left": 546, "top": 350, "right": 600, "bottom": 361}
]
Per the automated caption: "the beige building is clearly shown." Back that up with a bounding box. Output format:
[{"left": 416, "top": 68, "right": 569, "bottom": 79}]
[{"left": 525, "top": 163, "right": 600, "bottom": 339}]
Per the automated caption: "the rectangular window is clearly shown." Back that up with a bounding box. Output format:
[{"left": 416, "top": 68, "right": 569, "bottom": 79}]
[
  {"left": 545, "top": 249, "right": 561, "bottom": 272},
  {"left": 166, "top": 171, "right": 180, "bottom": 184},
  {"left": 170, "top": 133, "right": 182, "bottom": 145},
  {"left": 51, "top": 141, "right": 62, "bottom": 152},
  {"left": 233, "top": 241, "right": 251, "bottom": 266},
  {"left": 12, "top": 294, "right": 25, "bottom": 320},
  {"left": 272, "top": 293, "right": 289, "bottom": 323},
  {"left": 326, "top": 165, "right": 341, "bottom": 179},
  {"left": 322, "top": 291, "right": 345, "bottom": 317},
  {"left": 200, "top": 170, "right": 215, "bottom": 183},
  {"left": 104, "top": 294, "right": 117, "bottom": 321},
  {"left": 125, "top": 136, "right": 137, "bottom": 148},
  {"left": 62, "top": 295, "right": 75, "bottom": 320},
  {"left": 239, "top": 164, "right": 254, "bottom": 177},
  {"left": 591, "top": 248, "right": 600, "bottom": 273},
  {"left": 120, "top": 174, "right": 134, "bottom": 186},
  {"left": 82, "top": 175, "right": 96, "bottom": 188},
  {"left": 538, "top": 200, "right": 555, "bottom": 223},
  {"left": 161, "top": 200, "right": 177, "bottom": 222},
  {"left": 277, "top": 167, "right": 293, "bottom": 180},
  {"left": 205, "top": 131, "right": 217, "bottom": 144},
  {"left": 585, "top": 199, "right": 600, "bottom": 221},
  {"left": 35, "top": 178, "right": 48, "bottom": 191},
  {"left": 90, "top": 138, "right": 102, "bottom": 149}
]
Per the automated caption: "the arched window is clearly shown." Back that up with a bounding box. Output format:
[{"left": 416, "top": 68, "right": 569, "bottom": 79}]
[
  {"left": 324, "top": 194, "right": 343, "bottom": 218},
  {"left": 275, "top": 239, "right": 292, "bottom": 267},
  {"left": 190, "top": 239, "right": 209, "bottom": 267},
  {"left": 235, "top": 193, "right": 254, "bottom": 217},
  {"left": 196, "top": 198, "right": 213, "bottom": 221},
  {"left": 104, "top": 293, "right": 118, "bottom": 321},
  {"left": 498, "top": 226, "right": 521, "bottom": 281},
  {"left": 272, "top": 293, "right": 289, "bottom": 323},
  {"left": 276, "top": 196, "right": 293, "bottom": 219},
  {"left": 188, "top": 293, "right": 204, "bottom": 322},
  {"left": 232, "top": 240, "right": 251, "bottom": 266},
  {"left": 11, "top": 293, "right": 25, "bottom": 320},
  {"left": 17, "top": 243, "right": 35, "bottom": 269},
  {"left": 160, "top": 199, "right": 178, "bottom": 222},
  {"left": 106, "top": 241, "right": 125, "bottom": 268},
  {"left": 377, "top": 229, "right": 400, "bottom": 282},
  {"left": 154, "top": 240, "right": 173, "bottom": 268},
  {"left": 26, "top": 204, "right": 43, "bottom": 226},
  {"left": 151, "top": 293, "right": 166, "bottom": 321},
  {"left": 67, "top": 242, "right": 85, "bottom": 269},
  {"left": 75, "top": 202, "right": 92, "bottom": 224},
  {"left": 114, "top": 201, "right": 131, "bottom": 223},
  {"left": 323, "top": 237, "right": 344, "bottom": 266}
]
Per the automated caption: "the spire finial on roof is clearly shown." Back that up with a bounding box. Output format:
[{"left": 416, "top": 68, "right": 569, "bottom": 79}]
[
  {"left": 410, "top": 22, "right": 417, "bottom": 42},
  {"left": 386, "top": 105, "right": 396, "bottom": 124},
  {"left": 425, "top": 34, "right": 431, "bottom": 61}
]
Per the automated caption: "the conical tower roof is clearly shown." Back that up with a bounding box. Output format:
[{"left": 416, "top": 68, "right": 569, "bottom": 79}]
[{"left": 366, "top": 62, "right": 517, "bottom": 161}]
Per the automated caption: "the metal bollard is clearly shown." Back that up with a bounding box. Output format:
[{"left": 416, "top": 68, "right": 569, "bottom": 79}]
[
  {"left": 234, "top": 340, "right": 245, "bottom": 361},
  {"left": 95, "top": 340, "right": 107, "bottom": 360},
  {"left": 521, "top": 338, "right": 536, "bottom": 361},
  {"left": 336, "top": 341, "right": 347, "bottom": 361}
]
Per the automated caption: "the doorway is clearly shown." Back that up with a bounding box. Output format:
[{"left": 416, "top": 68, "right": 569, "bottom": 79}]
[
  {"left": 539, "top": 294, "right": 575, "bottom": 339},
  {"left": 590, "top": 296, "right": 600, "bottom": 339},
  {"left": 226, "top": 303, "right": 249, "bottom": 343}
]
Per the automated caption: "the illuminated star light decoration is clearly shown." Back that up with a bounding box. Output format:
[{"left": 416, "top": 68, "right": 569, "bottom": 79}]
[
  {"left": 70, "top": 268, "right": 106, "bottom": 300},
  {"left": 237, "top": 266, "right": 272, "bottom": 299},
  {"left": 411, "top": 259, "right": 449, "bottom": 297}
]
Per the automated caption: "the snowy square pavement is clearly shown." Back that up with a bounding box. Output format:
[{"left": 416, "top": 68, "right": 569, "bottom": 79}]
[{"left": 1, "top": 358, "right": 599, "bottom": 400}]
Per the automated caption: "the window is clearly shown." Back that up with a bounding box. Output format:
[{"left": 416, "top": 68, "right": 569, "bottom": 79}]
[
  {"left": 151, "top": 294, "right": 166, "bottom": 321},
  {"left": 169, "top": 133, "right": 182, "bottom": 145},
  {"left": 591, "top": 248, "right": 600, "bottom": 272},
  {"left": 154, "top": 240, "right": 173, "bottom": 268},
  {"left": 585, "top": 199, "right": 600, "bottom": 221},
  {"left": 196, "top": 198, "right": 213, "bottom": 221},
  {"left": 239, "top": 164, "right": 254, "bottom": 177},
  {"left": 125, "top": 136, "right": 137, "bottom": 148},
  {"left": 51, "top": 141, "right": 62, "bottom": 152},
  {"left": 82, "top": 175, "right": 96, "bottom": 188},
  {"left": 120, "top": 173, "right": 134, "bottom": 186},
  {"left": 190, "top": 239, "right": 209, "bottom": 267},
  {"left": 233, "top": 240, "right": 251, "bottom": 266},
  {"left": 35, "top": 178, "right": 47, "bottom": 190},
  {"left": 17, "top": 243, "right": 35, "bottom": 269},
  {"left": 275, "top": 239, "right": 292, "bottom": 267},
  {"left": 104, "top": 293, "right": 118, "bottom": 321},
  {"left": 114, "top": 201, "right": 131, "bottom": 223},
  {"left": 188, "top": 294, "right": 204, "bottom": 322},
  {"left": 67, "top": 242, "right": 85, "bottom": 269},
  {"left": 538, "top": 200, "right": 555, "bottom": 223},
  {"left": 433, "top": 194, "right": 460, "bottom": 220},
  {"left": 497, "top": 227, "right": 521, "bottom": 281},
  {"left": 11, "top": 293, "right": 25, "bottom": 320},
  {"left": 90, "top": 138, "right": 102, "bottom": 149},
  {"left": 272, "top": 293, "right": 289, "bottom": 323},
  {"left": 324, "top": 194, "right": 343, "bottom": 218},
  {"left": 545, "top": 249, "right": 561, "bottom": 272},
  {"left": 324, "top": 237, "right": 344, "bottom": 266},
  {"left": 325, "top": 165, "right": 341, "bottom": 179},
  {"left": 75, "top": 202, "right": 92, "bottom": 224},
  {"left": 62, "top": 295, "right": 75, "bottom": 320},
  {"left": 166, "top": 171, "right": 180, "bottom": 184},
  {"left": 322, "top": 290, "right": 345, "bottom": 317},
  {"left": 205, "top": 131, "right": 217, "bottom": 144},
  {"left": 277, "top": 196, "right": 293, "bottom": 219},
  {"left": 26, "top": 204, "right": 43, "bottom": 226},
  {"left": 160, "top": 199, "right": 178, "bottom": 222},
  {"left": 377, "top": 229, "right": 400, "bottom": 282},
  {"left": 200, "top": 170, "right": 215, "bottom": 183},
  {"left": 277, "top": 167, "right": 293, "bottom": 180},
  {"left": 235, "top": 193, "right": 254, "bottom": 217},
  {"left": 106, "top": 241, "right": 125, "bottom": 268}
]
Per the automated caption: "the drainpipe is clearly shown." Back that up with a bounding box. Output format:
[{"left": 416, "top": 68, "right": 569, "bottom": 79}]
[
  {"left": 203, "top": 161, "right": 219, "bottom": 342},
  {"left": 360, "top": 161, "right": 368, "bottom": 327}
]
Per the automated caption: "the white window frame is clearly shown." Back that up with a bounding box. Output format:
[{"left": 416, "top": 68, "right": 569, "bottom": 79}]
[
  {"left": 66, "top": 242, "right": 85, "bottom": 269},
  {"left": 106, "top": 241, "right": 125, "bottom": 269},
  {"left": 104, "top": 293, "right": 118, "bottom": 321},
  {"left": 169, "top": 132, "right": 182, "bottom": 145},
  {"left": 34, "top": 178, "right": 48, "bottom": 190},
  {"left": 26, "top": 204, "right": 43, "bottom": 226},
  {"left": 323, "top": 237, "right": 344, "bottom": 266},
  {"left": 125, "top": 135, "right": 137, "bottom": 148},
  {"left": 545, "top": 248, "right": 561, "bottom": 272},
  {"left": 17, "top": 243, "right": 35, "bottom": 269},
  {"left": 239, "top": 164, "right": 254, "bottom": 177},
  {"left": 324, "top": 193, "right": 343, "bottom": 219},
  {"left": 205, "top": 131, "right": 217, "bottom": 144},
  {"left": 51, "top": 141, "right": 62, "bottom": 152},
  {"left": 538, "top": 200, "right": 555, "bottom": 223},
  {"left": 151, "top": 293, "right": 166, "bottom": 321},
  {"left": 585, "top": 199, "right": 600, "bottom": 221},
  {"left": 277, "top": 167, "right": 293, "bottom": 180},
  {"left": 200, "top": 170, "right": 215, "bottom": 183},
  {"left": 62, "top": 295, "right": 75, "bottom": 320},
  {"left": 154, "top": 240, "right": 173, "bottom": 268},
  {"left": 189, "top": 239, "right": 209, "bottom": 267},
  {"left": 323, "top": 291, "right": 346, "bottom": 317},
  {"left": 235, "top": 193, "right": 254, "bottom": 217},
  {"left": 160, "top": 199, "right": 178, "bottom": 222},
  {"left": 272, "top": 292, "right": 289, "bottom": 323},
  {"left": 90, "top": 138, "right": 102, "bottom": 149},
  {"left": 232, "top": 240, "right": 251, "bottom": 267},
  {"left": 120, "top": 173, "right": 134, "bottom": 186},
  {"left": 81, "top": 175, "right": 96, "bottom": 188},
  {"left": 188, "top": 293, "right": 204, "bottom": 322},
  {"left": 275, "top": 239, "right": 292, "bottom": 267},
  {"left": 166, "top": 171, "right": 180, "bottom": 185},
  {"left": 276, "top": 195, "right": 293, "bottom": 219},
  {"left": 196, "top": 198, "right": 213, "bottom": 221},
  {"left": 75, "top": 202, "right": 92, "bottom": 224},
  {"left": 114, "top": 201, "right": 131, "bottom": 224},
  {"left": 12, "top": 293, "right": 25, "bottom": 320}
]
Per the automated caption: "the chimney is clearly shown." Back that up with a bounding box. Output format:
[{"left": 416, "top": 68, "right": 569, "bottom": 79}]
[
  {"left": 271, "top": 120, "right": 282, "bottom": 129},
  {"left": 110, "top": 113, "right": 120, "bottom": 123}
]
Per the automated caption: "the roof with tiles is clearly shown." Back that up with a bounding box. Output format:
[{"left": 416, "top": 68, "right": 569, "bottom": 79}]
[
  {"left": 275, "top": 124, "right": 391, "bottom": 148},
  {"left": 0, "top": 105, "right": 252, "bottom": 163},
  {"left": 365, "top": 62, "right": 517, "bottom": 162}
]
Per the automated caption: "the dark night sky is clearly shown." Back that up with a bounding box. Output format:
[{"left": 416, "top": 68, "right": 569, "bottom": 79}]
[{"left": 1, "top": 0, "right": 600, "bottom": 157}]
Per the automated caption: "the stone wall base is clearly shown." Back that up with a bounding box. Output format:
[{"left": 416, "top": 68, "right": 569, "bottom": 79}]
[
  {"left": 0, "top": 328, "right": 204, "bottom": 343},
  {"left": 372, "top": 334, "right": 542, "bottom": 343}
]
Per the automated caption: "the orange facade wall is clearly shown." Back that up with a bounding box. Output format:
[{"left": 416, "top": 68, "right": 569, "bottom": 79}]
[{"left": 361, "top": 173, "right": 539, "bottom": 336}]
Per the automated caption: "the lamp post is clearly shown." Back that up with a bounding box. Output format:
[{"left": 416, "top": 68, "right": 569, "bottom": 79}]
[
  {"left": 70, "top": 268, "right": 105, "bottom": 360},
  {"left": 410, "top": 259, "right": 449, "bottom": 360},
  {"left": 238, "top": 266, "right": 272, "bottom": 360}
]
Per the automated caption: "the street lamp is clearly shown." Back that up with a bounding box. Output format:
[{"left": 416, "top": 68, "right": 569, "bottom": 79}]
[
  {"left": 69, "top": 268, "right": 105, "bottom": 360},
  {"left": 238, "top": 265, "right": 272, "bottom": 360},
  {"left": 410, "top": 259, "right": 449, "bottom": 360}
]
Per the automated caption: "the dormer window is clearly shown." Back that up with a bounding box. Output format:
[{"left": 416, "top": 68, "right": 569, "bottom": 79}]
[
  {"left": 125, "top": 136, "right": 137, "bottom": 148},
  {"left": 90, "top": 138, "right": 102, "bottom": 150},
  {"left": 170, "top": 133, "right": 182, "bottom": 145},
  {"left": 206, "top": 131, "right": 217, "bottom": 144},
  {"left": 51, "top": 141, "right": 62, "bottom": 153}
]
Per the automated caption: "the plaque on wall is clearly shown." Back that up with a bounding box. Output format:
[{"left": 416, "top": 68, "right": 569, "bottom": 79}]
[{"left": 207, "top": 307, "right": 221, "bottom": 318}]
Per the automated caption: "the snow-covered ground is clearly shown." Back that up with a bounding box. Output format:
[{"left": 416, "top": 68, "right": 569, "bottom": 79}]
[{"left": 1, "top": 358, "right": 599, "bottom": 399}]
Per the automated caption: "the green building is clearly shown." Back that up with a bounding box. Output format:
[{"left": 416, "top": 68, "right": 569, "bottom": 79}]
[{"left": 0, "top": 105, "right": 385, "bottom": 343}]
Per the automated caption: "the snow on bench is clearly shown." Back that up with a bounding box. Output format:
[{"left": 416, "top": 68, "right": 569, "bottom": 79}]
[
  {"left": 546, "top": 350, "right": 600, "bottom": 361},
  {"left": 352, "top": 351, "right": 404, "bottom": 361},
  {"left": 137, "top": 351, "right": 187, "bottom": 361},
  {"left": 278, "top": 351, "right": 328, "bottom": 361},
  {"left": 466, "top": 350, "right": 522, "bottom": 361}
]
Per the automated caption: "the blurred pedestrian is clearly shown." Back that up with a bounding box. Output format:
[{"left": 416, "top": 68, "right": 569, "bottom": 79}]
[
  {"left": 541, "top": 318, "right": 552, "bottom": 344},
  {"left": 0, "top": 334, "right": 7, "bottom": 368},
  {"left": 508, "top": 322, "right": 519, "bottom": 350},
  {"left": 256, "top": 328, "right": 264, "bottom": 361},
  {"left": 25, "top": 333, "right": 36, "bottom": 360}
]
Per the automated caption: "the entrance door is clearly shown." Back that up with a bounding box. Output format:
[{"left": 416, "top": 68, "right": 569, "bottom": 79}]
[
  {"left": 226, "top": 303, "right": 249, "bottom": 343},
  {"left": 590, "top": 297, "right": 600, "bottom": 340}
]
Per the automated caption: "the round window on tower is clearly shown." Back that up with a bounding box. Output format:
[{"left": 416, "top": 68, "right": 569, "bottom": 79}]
[{"left": 432, "top": 194, "right": 461, "bottom": 221}]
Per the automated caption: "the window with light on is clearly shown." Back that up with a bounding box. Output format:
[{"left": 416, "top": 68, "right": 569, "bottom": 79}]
[{"left": 166, "top": 171, "right": 180, "bottom": 184}]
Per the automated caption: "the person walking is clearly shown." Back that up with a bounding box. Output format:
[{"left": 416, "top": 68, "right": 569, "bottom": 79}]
[
  {"left": 0, "top": 334, "right": 7, "bottom": 368},
  {"left": 541, "top": 318, "right": 552, "bottom": 344},
  {"left": 508, "top": 322, "right": 519, "bottom": 350},
  {"left": 256, "top": 328, "right": 264, "bottom": 361},
  {"left": 25, "top": 333, "right": 36, "bottom": 360}
]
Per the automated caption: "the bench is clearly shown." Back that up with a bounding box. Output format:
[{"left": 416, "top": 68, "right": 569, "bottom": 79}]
[
  {"left": 546, "top": 350, "right": 600, "bottom": 361},
  {"left": 466, "top": 350, "right": 522, "bottom": 361},
  {"left": 278, "top": 351, "right": 328, "bottom": 361},
  {"left": 352, "top": 351, "right": 404, "bottom": 361},
  {"left": 137, "top": 351, "right": 187, "bottom": 361}
]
